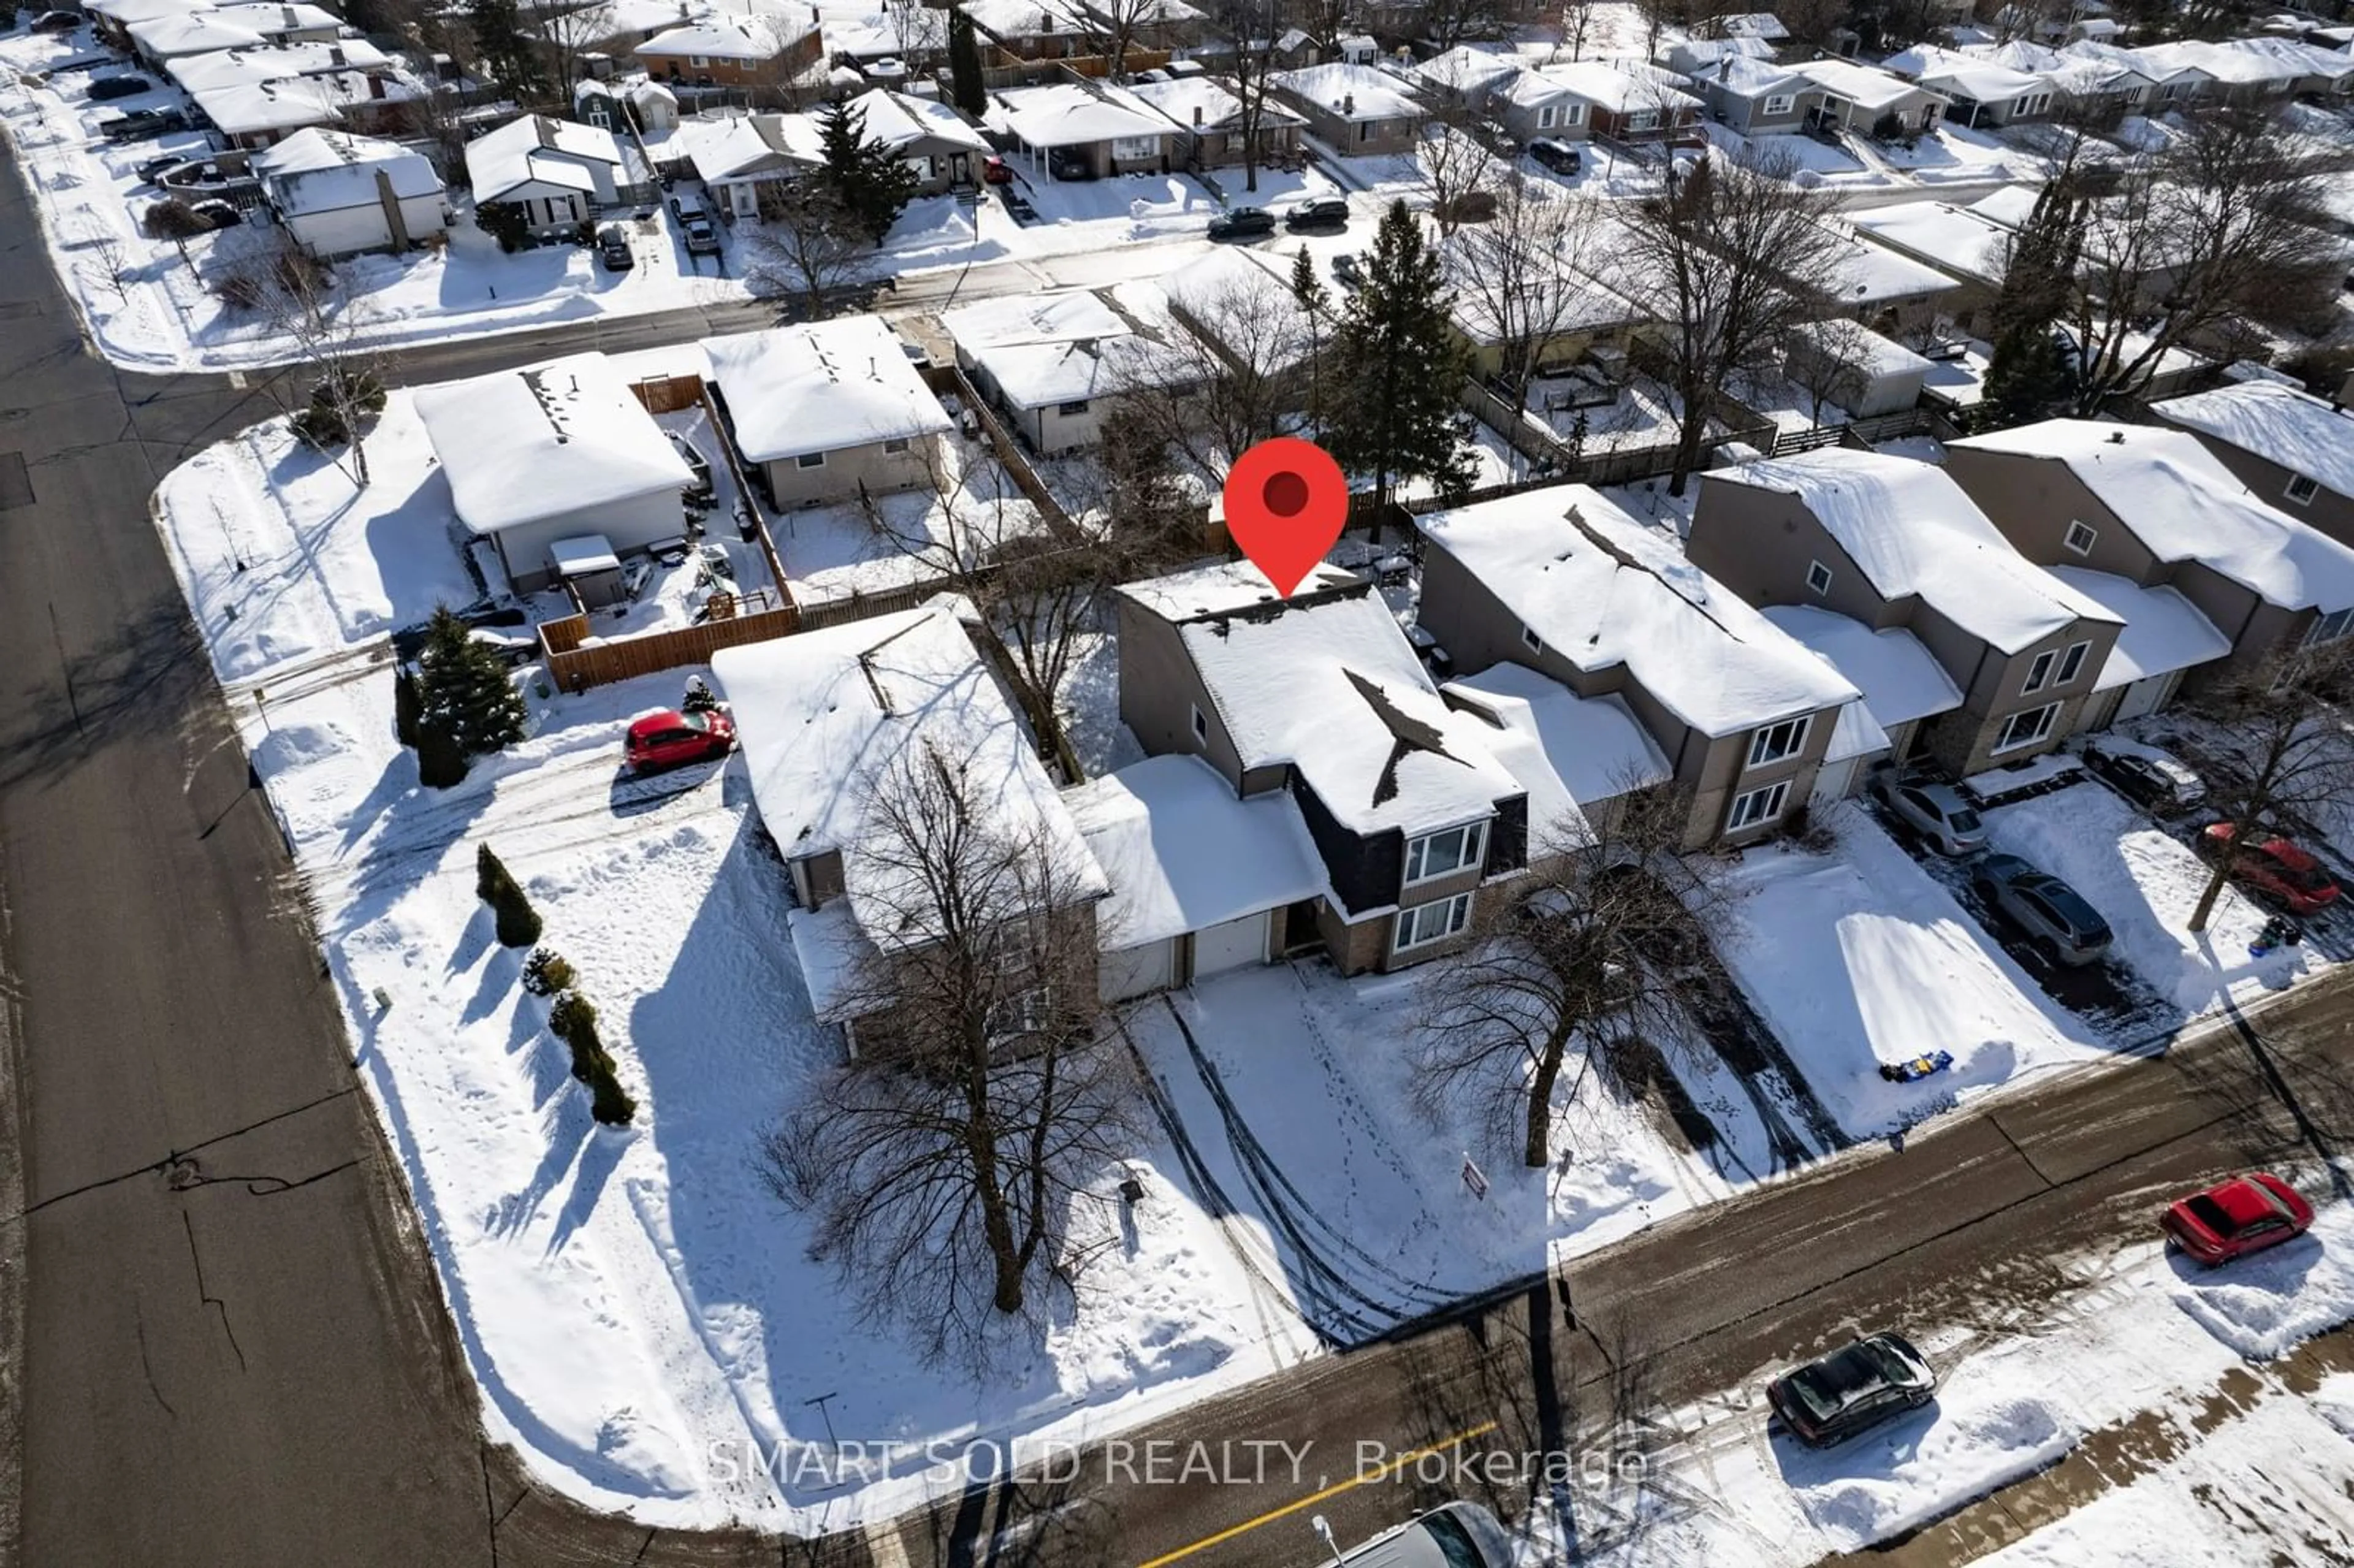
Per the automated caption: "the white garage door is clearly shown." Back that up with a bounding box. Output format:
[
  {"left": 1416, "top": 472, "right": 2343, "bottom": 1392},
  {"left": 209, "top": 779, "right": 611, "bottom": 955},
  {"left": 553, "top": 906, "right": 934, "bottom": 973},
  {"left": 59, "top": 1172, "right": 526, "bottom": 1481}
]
[
  {"left": 1099, "top": 940, "right": 1177, "bottom": 1002},
  {"left": 2112, "top": 672, "right": 2176, "bottom": 725},
  {"left": 1810, "top": 755, "right": 1860, "bottom": 807},
  {"left": 1192, "top": 912, "right": 1270, "bottom": 979}
]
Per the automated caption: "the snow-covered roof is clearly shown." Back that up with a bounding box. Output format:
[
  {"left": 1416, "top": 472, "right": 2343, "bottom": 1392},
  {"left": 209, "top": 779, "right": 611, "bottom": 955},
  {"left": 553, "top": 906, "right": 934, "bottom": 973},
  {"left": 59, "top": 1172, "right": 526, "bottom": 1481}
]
[
  {"left": 2044, "top": 566, "right": 2230, "bottom": 690},
  {"left": 1442, "top": 662, "right": 1670, "bottom": 847},
  {"left": 1951, "top": 420, "right": 2354, "bottom": 614},
  {"left": 128, "top": 12, "right": 267, "bottom": 54},
  {"left": 943, "top": 287, "right": 1175, "bottom": 408},
  {"left": 813, "top": 0, "right": 947, "bottom": 58},
  {"left": 1977, "top": 36, "right": 2144, "bottom": 95},
  {"left": 1758, "top": 605, "right": 1964, "bottom": 728},
  {"left": 1162, "top": 246, "right": 1316, "bottom": 372},
  {"left": 2154, "top": 379, "right": 2354, "bottom": 504},
  {"left": 547, "top": 533, "right": 622, "bottom": 576},
  {"left": 166, "top": 36, "right": 393, "bottom": 88},
  {"left": 412, "top": 352, "right": 693, "bottom": 535},
  {"left": 961, "top": 0, "right": 1090, "bottom": 38},
  {"left": 715, "top": 600, "right": 1106, "bottom": 1016},
  {"left": 1271, "top": 62, "right": 1423, "bottom": 121},
  {"left": 1533, "top": 59, "right": 1702, "bottom": 113},
  {"left": 636, "top": 14, "right": 810, "bottom": 59},
  {"left": 1672, "top": 36, "right": 1780, "bottom": 72},
  {"left": 190, "top": 75, "right": 349, "bottom": 134},
  {"left": 87, "top": 0, "right": 210, "bottom": 25},
  {"left": 1443, "top": 238, "right": 1642, "bottom": 343},
  {"left": 1707, "top": 450, "right": 2119, "bottom": 654},
  {"left": 1788, "top": 319, "right": 1934, "bottom": 377},
  {"left": 847, "top": 85, "right": 990, "bottom": 153},
  {"left": 703, "top": 318, "right": 951, "bottom": 463},
  {"left": 1067, "top": 755, "right": 1327, "bottom": 949},
  {"left": 1719, "top": 12, "right": 1791, "bottom": 40},
  {"left": 1130, "top": 74, "right": 1304, "bottom": 133},
  {"left": 2065, "top": 37, "right": 2203, "bottom": 85},
  {"left": 1696, "top": 53, "right": 1806, "bottom": 97},
  {"left": 463, "top": 114, "right": 628, "bottom": 203},
  {"left": 1418, "top": 487, "right": 1859, "bottom": 737},
  {"left": 1883, "top": 42, "right": 2047, "bottom": 102},
  {"left": 213, "top": 1, "right": 343, "bottom": 32},
  {"left": 1845, "top": 199, "right": 2014, "bottom": 286},
  {"left": 985, "top": 81, "right": 1171, "bottom": 148},
  {"left": 253, "top": 127, "right": 443, "bottom": 211},
  {"left": 1121, "top": 561, "right": 1524, "bottom": 837},
  {"left": 1817, "top": 223, "right": 1970, "bottom": 302},
  {"left": 668, "top": 111, "right": 819, "bottom": 183},
  {"left": 1413, "top": 44, "right": 1523, "bottom": 96},
  {"left": 1790, "top": 56, "right": 1937, "bottom": 109}
]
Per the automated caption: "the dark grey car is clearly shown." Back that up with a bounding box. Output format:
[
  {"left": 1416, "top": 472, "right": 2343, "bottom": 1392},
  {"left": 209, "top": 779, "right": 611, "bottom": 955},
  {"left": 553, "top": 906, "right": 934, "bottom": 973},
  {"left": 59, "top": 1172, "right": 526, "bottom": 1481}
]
[
  {"left": 1767, "top": 1332, "right": 1937, "bottom": 1447},
  {"left": 1973, "top": 853, "right": 2112, "bottom": 965}
]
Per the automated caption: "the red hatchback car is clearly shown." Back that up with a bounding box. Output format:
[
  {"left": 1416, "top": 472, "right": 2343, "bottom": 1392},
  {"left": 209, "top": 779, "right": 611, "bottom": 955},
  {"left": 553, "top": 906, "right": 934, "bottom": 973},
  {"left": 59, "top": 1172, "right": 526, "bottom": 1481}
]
[
  {"left": 625, "top": 708, "right": 734, "bottom": 774},
  {"left": 2162, "top": 1173, "right": 2314, "bottom": 1265},
  {"left": 2198, "top": 823, "right": 2342, "bottom": 915}
]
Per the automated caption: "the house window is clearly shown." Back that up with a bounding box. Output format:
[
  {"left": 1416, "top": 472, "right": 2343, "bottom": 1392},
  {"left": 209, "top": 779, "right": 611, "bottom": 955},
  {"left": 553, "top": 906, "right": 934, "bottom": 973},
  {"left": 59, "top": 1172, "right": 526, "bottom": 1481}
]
[
  {"left": 2308, "top": 607, "right": 2354, "bottom": 645},
  {"left": 1763, "top": 93, "right": 1796, "bottom": 115},
  {"left": 1522, "top": 625, "right": 1543, "bottom": 653},
  {"left": 1746, "top": 714, "right": 1811, "bottom": 770},
  {"left": 1806, "top": 560, "right": 1833, "bottom": 596},
  {"left": 1189, "top": 702, "right": 1208, "bottom": 743},
  {"left": 1726, "top": 779, "right": 1789, "bottom": 832},
  {"left": 1624, "top": 108, "right": 1660, "bottom": 131},
  {"left": 2064, "top": 520, "right": 2097, "bottom": 555},
  {"left": 1561, "top": 103, "right": 1584, "bottom": 125},
  {"left": 1392, "top": 892, "right": 1472, "bottom": 954},
  {"left": 883, "top": 437, "right": 911, "bottom": 455},
  {"left": 796, "top": 451, "right": 825, "bottom": 469},
  {"left": 689, "top": 52, "right": 709, "bottom": 66},
  {"left": 1537, "top": 105, "right": 1556, "bottom": 128},
  {"left": 1357, "top": 121, "right": 1374, "bottom": 143},
  {"left": 1996, "top": 702, "right": 2060, "bottom": 753},
  {"left": 2287, "top": 473, "right": 2320, "bottom": 506},
  {"left": 2056, "top": 639, "right": 2090, "bottom": 685},
  {"left": 2022, "top": 649, "right": 2057, "bottom": 693},
  {"left": 1057, "top": 398, "right": 1091, "bottom": 416},
  {"left": 1404, "top": 821, "right": 1489, "bottom": 886},
  {"left": 1111, "top": 135, "right": 1159, "bottom": 160}
]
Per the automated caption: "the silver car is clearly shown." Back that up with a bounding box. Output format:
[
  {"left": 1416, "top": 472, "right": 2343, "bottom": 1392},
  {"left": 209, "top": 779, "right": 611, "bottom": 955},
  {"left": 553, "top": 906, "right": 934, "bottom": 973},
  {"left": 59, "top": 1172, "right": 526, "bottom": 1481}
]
[
  {"left": 1871, "top": 773, "right": 1987, "bottom": 856},
  {"left": 1322, "top": 1502, "right": 1514, "bottom": 1566},
  {"left": 1973, "top": 854, "right": 2113, "bottom": 965}
]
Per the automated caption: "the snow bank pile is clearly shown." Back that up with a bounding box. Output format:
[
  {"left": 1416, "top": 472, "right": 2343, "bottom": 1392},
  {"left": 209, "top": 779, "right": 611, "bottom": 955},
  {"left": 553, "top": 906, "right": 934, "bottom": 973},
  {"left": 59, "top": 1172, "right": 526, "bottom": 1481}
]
[
  {"left": 1780, "top": 1392, "right": 2078, "bottom": 1551},
  {"left": 2170, "top": 1199, "right": 2354, "bottom": 1360},
  {"left": 1714, "top": 808, "right": 2102, "bottom": 1138},
  {"left": 1983, "top": 782, "right": 2301, "bottom": 1012}
]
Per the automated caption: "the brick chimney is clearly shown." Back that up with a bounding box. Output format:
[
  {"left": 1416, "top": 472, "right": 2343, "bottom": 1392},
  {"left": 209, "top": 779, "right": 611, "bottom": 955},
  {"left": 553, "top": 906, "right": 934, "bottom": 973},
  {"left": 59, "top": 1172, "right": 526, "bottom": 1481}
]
[
  {"left": 376, "top": 166, "right": 411, "bottom": 250},
  {"left": 1342, "top": 92, "right": 1354, "bottom": 115}
]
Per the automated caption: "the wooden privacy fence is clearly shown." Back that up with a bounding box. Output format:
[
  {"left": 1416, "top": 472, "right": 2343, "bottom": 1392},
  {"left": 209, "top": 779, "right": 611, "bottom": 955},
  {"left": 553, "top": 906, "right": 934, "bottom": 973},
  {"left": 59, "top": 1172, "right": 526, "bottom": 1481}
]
[
  {"left": 539, "top": 606, "right": 802, "bottom": 692},
  {"left": 628, "top": 373, "right": 707, "bottom": 416}
]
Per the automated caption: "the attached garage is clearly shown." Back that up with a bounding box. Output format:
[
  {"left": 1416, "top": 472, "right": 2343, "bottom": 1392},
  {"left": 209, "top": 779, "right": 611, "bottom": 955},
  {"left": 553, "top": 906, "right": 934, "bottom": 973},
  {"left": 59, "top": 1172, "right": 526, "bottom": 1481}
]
[
  {"left": 2043, "top": 568, "right": 2229, "bottom": 737},
  {"left": 1067, "top": 755, "right": 1328, "bottom": 1004},
  {"left": 1099, "top": 939, "right": 1178, "bottom": 1003},
  {"left": 1191, "top": 911, "right": 1270, "bottom": 978}
]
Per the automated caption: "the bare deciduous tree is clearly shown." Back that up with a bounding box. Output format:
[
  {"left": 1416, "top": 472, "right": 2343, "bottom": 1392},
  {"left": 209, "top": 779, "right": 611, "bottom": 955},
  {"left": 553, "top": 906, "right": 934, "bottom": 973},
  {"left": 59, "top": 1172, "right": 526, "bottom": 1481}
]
[
  {"left": 2060, "top": 106, "right": 2341, "bottom": 416},
  {"left": 229, "top": 239, "right": 387, "bottom": 486},
  {"left": 1414, "top": 781, "right": 1729, "bottom": 1168},
  {"left": 1607, "top": 146, "right": 1843, "bottom": 495},
  {"left": 1786, "top": 316, "right": 1880, "bottom": 428},
  {"left": 1414, "top": 113, "right": 1504, "bottom": 237},
  {"left": 1419, "top": 0, "right": 1514, "bottom": 50},
  {"left": 2183, "top": 642, "right": 2354, "bottom": 933},
  {"left": 761, "top": 748, "right": 1137, "bottom": 1363},
  {"left": 745, "top": 185, "right": 874, "bottom": 321},
  {"left": 1126, "top": 269, "right": 1309, "bottom": 474},
  {"left": 1200, "top": 0, "right": 1284, "bottom": 192},
  {"left": 1444, "top": 178, "right": 1602, "bottom": 413}
]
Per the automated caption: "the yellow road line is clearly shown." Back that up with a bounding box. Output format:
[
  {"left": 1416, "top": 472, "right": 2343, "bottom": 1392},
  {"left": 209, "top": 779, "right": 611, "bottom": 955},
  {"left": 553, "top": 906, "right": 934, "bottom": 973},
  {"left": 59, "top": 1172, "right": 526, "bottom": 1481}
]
[{"left": 1132, "top": 1420, "right": 1501, "bottom": 1568}]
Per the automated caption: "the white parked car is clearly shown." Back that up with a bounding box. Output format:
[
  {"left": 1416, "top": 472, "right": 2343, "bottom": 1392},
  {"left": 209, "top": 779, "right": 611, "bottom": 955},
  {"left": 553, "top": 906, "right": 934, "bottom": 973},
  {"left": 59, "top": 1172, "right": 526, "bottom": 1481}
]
[{"left": 1870, "top": 771, "right": 1987, "bottom": 856}]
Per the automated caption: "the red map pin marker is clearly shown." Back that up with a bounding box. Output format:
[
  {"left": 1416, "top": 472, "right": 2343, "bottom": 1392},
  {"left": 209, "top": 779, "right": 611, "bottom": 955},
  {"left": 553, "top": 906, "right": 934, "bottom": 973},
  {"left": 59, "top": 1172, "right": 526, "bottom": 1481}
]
[{"left": 1223, "top": 436, "right": 1349, "bottom": 598}]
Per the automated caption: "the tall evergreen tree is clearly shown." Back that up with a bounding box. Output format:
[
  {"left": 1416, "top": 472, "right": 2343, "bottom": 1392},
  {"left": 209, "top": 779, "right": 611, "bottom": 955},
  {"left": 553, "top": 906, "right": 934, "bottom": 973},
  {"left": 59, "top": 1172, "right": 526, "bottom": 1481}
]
[
  {"left": 1979, "top": 180, "right": 2085, "bottom": 430},
  {"left": 948, "top": 7, "right": 986, "bottom": 118},
  {"left": 1290, "top": 246, "right": 1330, "bottom": 431},
  {"left": 416, "top": 606, "right": 527, "bottom": 756},
  {"left": 1324, "top": 201, "right": 1473, "bottom": 514},
  {"left": 815, "top": 101, "right": 919, "bottom": 245},
  {"left": 468, "top": 0, "right": 544, "bottom": 100}
]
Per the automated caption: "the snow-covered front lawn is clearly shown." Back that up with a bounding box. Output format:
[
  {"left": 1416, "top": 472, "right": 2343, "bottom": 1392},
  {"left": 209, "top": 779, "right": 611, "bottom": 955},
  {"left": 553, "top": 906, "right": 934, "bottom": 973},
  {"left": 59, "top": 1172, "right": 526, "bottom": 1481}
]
[
  {"left": 1713, "top": 807, "right": 2116, "bottom": 1140},
  {"left": 153, "top": 395, "right": 1317, "bottom": 1531}
]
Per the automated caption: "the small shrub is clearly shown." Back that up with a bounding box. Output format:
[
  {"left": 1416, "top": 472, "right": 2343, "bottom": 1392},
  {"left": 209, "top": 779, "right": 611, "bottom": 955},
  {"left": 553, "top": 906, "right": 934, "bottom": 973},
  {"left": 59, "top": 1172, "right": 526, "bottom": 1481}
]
[
  {"left": 416, "top": 717, "right": 467, "bottom": 787},
  {"left": 588, "top": 1060, "right": 636, "bottom": 1126},
  {"left": 476, "top": 843, "right": 543, "bottom": 947},
  {"left": 521, "top": 947, "right": 576, "bottom": 997},
  {"left": 289, "top": 403, "right": 349, "bottom": 450},
  {"left": 549, "top": 991, "right": 600, "bottom": 1079}
]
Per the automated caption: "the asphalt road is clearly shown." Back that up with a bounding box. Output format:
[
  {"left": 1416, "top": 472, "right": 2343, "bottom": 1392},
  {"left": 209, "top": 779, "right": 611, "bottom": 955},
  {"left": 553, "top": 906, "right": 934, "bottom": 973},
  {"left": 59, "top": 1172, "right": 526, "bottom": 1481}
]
[{"left": 4, "top": 120, "right": 2354, "bottom": 1568}]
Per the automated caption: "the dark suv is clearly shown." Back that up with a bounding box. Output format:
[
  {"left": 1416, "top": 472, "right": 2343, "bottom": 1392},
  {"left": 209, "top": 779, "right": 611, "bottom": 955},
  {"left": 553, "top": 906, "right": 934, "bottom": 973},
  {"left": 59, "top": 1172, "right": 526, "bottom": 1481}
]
[
  {"left": 1207, "top": 205, "right": 1275, "bottom": 240},
  {"left": 102, "top": 107, "right": 189, "bottom": 141},
  {"left": 1527, "top": 137, "right": 1582, "bottom": 174},
  {"left": 1767, "top": 1333, "right": 1937, "bottom": 1447},
  {"left": 1285, "top": 196, "right": 1349, "bottom": 230}
]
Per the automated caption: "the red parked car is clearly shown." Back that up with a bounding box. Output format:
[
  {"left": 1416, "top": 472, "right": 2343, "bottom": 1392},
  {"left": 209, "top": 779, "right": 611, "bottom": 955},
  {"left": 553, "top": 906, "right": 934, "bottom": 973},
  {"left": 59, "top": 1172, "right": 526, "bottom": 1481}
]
[
  {"left": 981, "top": 155, "right": 1013, "bottom": 185},
  {"left": 2162, "top": 1173, "right": 2314, "bottom": 1265},
  {"left": 2196, "top": 823, "right": 2342, "bottom": 914},
  {"left": 625, "top": 708, "right": 733, "bottom": 774}
]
